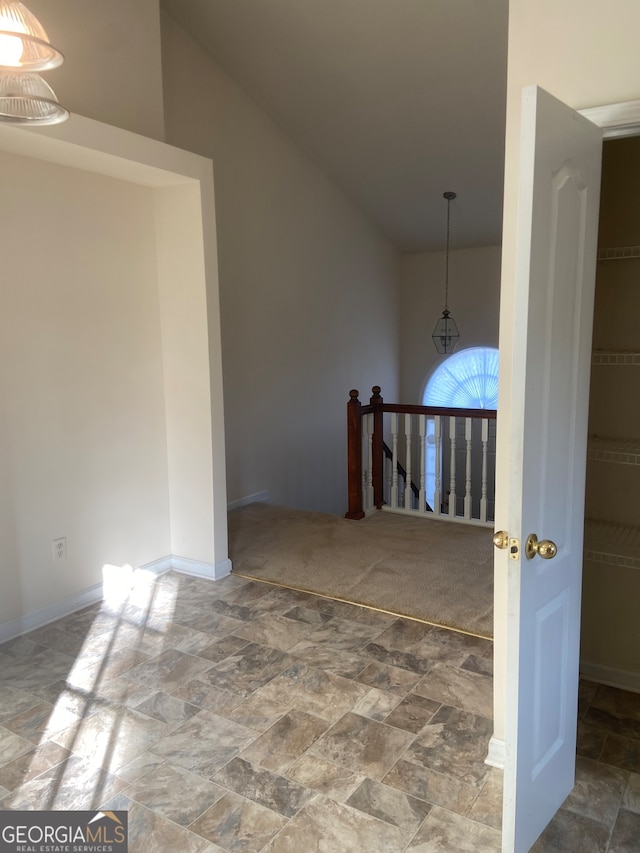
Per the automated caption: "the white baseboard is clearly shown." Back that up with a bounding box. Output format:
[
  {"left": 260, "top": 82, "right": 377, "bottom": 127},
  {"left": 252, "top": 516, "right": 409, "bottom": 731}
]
[
  {"left": 171, "top": 555, "right": 233, "bottom": 580},
  {"left": 214, "top": 558, "right": 233, "bottom": 579},
  {"left": 227, "top": 491, "right": 270, "bottom": 511},
  {"left": 0, "top": 581, "right": 103, "bottom": 644},
  {"left": 139, "top": 555, "right": 174, "bottom": 575},
  {"left": 485, "top": 736, "right": 505, "bottom": 769},
  {"left": 0, "top": 552, "right": 234, "bottom": 644},
  {"left": 580, "top": 661, "right": 640, "bottom": 694}
]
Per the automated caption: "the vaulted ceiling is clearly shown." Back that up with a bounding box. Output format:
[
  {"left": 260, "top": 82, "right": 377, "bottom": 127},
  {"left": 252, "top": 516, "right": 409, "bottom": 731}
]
[{"left": 162, "top": 0, "right": 509, "bottom": 253}]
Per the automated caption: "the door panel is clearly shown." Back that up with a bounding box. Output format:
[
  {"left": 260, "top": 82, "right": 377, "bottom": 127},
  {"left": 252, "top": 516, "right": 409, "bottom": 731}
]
[{"left": 501, "top": 86, "right": 602, "bottom": 852}]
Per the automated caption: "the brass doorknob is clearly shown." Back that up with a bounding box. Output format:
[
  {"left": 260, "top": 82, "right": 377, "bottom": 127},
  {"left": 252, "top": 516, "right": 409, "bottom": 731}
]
[
  {"left": 525, "top": 533, "right": 557, "bottom": 560},
  {"left": 493, "top": 531, "right": 509, "bottom": 550}
]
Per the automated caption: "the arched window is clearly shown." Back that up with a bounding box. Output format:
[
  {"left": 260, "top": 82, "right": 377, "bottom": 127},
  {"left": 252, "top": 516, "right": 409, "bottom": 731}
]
[
  {"left": 421, "top": 347, "right": 498, "bottom": 515},
  {"left": 423, "top": 346, "right": 499, "bottom": 409}
]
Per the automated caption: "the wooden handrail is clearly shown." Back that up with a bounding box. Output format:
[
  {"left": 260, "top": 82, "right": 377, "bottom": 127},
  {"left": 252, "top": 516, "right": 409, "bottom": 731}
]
[
  {"left": 345, "top": 385, "right": 496, "bottom": 520},
  {"left": 381, "top": 403, "right": 496, "bottom": 419}
]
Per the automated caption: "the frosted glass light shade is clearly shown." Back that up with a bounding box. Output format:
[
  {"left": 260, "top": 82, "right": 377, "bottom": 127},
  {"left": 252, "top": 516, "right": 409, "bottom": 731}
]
[
  {"left": 0, "top": 71, "right": 68, "bottom": 124},
  {"left": 0, "top": 1, "right": 63, "bottom": 71}
]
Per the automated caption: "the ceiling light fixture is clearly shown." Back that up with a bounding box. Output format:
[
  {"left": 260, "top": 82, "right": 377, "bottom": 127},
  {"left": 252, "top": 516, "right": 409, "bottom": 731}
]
[
  {"left": 0, "top": 2, "right": 67, "bottom": 124},
  {"left": 432, "top": 191, "right": 460, "bottom": 355},
  {"left": 0, "top": 71, "right": 68, "bottom": 124},
  {"left": 0, "top": 1, "right": 63, "bottom": 71}
]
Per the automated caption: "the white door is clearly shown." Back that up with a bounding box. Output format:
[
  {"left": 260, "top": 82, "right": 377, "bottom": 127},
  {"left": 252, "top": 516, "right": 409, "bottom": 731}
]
[{"left": 500, "top": 86, "right": 602, "bottom": 851}]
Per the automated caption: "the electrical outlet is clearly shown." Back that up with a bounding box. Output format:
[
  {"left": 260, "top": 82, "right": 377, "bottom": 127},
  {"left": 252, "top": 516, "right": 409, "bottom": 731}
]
[{"left": 52, "top": 537, "right": 67, "bottom": 562}]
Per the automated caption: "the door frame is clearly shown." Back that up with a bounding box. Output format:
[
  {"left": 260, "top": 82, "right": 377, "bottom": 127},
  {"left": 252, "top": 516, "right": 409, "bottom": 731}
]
[
  {"left": 580, "top": 98, "right": 640, "bottom": 139},
  {"left": 489, "top": 95, "right": 640, "bottom": 772}
]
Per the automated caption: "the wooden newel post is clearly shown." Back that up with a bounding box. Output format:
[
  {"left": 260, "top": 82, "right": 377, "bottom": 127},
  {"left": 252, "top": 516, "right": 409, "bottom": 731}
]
[
  {"left": 370, "top": 385, "right": 384, "bottom": 509},
  {"left": 345, "top": 389, "right": 365, "bottom": 519}
]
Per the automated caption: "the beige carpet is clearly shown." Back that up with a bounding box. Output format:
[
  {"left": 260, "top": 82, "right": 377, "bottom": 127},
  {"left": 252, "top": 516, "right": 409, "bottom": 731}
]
[{"left": 228, "top": 503, "right": 494, "bottom": 639}]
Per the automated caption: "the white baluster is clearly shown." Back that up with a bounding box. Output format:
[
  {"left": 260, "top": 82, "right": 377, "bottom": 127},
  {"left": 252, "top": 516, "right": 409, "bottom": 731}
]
[
  {"left": 434, "top": 415, "right": 441, "bottom": 516},
  {"left": 448, "top": 416, "right": 457, "bottom": 518},
  {"left": 384, "top": 455, "right": 391, "bottom": 507},
  {"left": 365, "top": 412, "right": 374, "bottom": 511},
  {"left": 464, "top": 417, "right": 473, "bottom": 520},
  {"left": 419, "top": 414, "right": 426, "bottom": 514},
  {"left": 404, "top": 413, "right": 413, "bottom": 509},
  {"left": 390, "top": 412, "right": 399, "bottom": 509},
  {"left": 480, "top": 418, "right": 489, "bottom": 523}
]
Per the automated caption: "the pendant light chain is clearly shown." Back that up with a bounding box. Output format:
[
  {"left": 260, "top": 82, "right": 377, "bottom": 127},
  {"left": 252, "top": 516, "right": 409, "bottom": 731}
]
[
  {"left": 432, "top": 190, "right": 460, "bottom": 355},
  {"left": 443, "top": 190, "right": 456, "bottom": 311},
  {"left": 444, "top": 194, "right": 451, "bottom": 310}
]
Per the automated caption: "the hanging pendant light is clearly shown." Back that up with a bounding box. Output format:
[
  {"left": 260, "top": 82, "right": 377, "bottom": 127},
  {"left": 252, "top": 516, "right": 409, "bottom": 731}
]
[
  {"left": 0, "top": 70, "right": 68, "bottom": 124},
  {"left": 432, "top": 191, "right": 460, "bottom": 355},
  {"left": 0, "top": 2, "right": 67, "bottom": 124},
  {"left": 0, "top": 1, "right": 63, "bottom": 71}
]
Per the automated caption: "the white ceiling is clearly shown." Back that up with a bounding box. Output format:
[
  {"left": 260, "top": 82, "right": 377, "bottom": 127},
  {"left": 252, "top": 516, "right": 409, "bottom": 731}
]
[{"left": 162, "top": 0, "right": 509, "bottom": 253}]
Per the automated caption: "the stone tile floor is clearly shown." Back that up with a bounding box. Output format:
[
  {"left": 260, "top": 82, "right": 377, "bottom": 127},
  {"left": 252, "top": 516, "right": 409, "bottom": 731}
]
[{"left": 0, "top": 570, "right": 637, "bottom": 852}]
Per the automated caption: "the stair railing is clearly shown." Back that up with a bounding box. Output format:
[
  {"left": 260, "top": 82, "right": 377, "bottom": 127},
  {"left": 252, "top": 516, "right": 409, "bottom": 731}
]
[
  {"left": 382, "top": 441, "right": 431, "bottom": 511},
  {"left": 346, "top": 386, "right": 497, "bottom": 526}
]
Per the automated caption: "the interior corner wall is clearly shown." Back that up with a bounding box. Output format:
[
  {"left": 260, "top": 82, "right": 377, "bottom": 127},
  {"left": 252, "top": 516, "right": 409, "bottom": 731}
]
[
  {"left": 153, "top": 181, "right": 220, "bottom": 567},
  {"left": 399, "top": 246, "right": 501, "bottom": 404},
  {"left": 0, "top": 151, "right": 171, "bottom": 631},
  {"left": 160, "top": 14, "right": 400, "bottom": 515},
  {"left": 26, "top": 0, "right": 165, "bottom": 141},
  {"left": 493, "top": 0, "right": 640, "bottom": 743}
]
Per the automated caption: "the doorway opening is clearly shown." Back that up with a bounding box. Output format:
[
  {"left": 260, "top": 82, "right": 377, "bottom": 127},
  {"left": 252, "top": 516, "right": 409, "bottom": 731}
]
[{"left": 580, "top": 134, "right": 640, "bottom": 693}]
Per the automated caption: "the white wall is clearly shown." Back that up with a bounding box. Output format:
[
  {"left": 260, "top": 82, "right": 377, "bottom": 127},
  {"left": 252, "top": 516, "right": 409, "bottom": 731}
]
[
  {"left": 399, "top": 246, "right": 501, "bottom": 403},
  {"left": 494, "top": 0, "right": 640, "bottom": 743},
  {"left": 161, "top": 14, "right": 400, "bottom": 515},
  {"left": 0, "top": 151, "right": 171, "bottom": 629},
  {"left": 0, "top": 5, "right": 232, "bottom": 634},
  {"left": 26, "top": 0, "right": 165, "bottom": 140}
]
